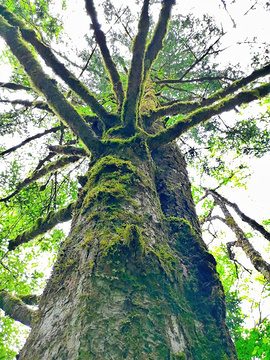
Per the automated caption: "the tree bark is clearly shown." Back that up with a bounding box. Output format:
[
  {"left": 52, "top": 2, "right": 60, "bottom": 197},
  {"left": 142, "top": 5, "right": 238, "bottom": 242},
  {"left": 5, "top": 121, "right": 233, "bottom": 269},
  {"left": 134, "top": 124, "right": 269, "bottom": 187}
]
[{"left": 18, "top": 142, "right": 237, "bottom": 359}]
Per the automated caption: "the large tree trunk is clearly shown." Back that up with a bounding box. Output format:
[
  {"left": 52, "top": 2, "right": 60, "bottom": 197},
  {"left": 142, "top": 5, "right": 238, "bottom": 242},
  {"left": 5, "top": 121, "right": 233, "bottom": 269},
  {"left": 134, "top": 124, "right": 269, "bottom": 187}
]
[{"left": 19, "top": 142, "right": 237, "bottom": 359}]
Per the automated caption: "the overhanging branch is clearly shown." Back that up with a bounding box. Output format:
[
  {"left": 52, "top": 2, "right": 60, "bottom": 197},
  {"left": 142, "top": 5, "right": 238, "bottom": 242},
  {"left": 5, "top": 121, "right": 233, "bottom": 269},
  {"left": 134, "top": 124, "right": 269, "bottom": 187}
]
[
  {"left": 8, "top": 202, "right": 74, "bottom": 250},
  {"left": 147, "top": 83, "right": 270, "bottom": 149},
  {"left": 0, "top": 290, "right": 36, "bottom": 327},
  {"left": 0, "top": 81, "right": 32, "bottom": 91}
]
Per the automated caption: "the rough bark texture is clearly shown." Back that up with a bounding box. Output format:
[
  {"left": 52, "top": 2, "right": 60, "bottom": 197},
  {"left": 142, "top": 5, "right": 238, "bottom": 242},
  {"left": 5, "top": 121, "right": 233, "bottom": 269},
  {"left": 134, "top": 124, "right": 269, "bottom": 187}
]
[{"left": 19, "top": 143, "right": 236, "bottom": 360}]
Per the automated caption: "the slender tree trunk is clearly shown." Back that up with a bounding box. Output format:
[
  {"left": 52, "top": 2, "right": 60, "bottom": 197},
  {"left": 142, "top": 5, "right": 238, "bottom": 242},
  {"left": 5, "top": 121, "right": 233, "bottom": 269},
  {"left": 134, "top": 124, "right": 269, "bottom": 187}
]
[{"left": 19, "top": 142, "right": 237, "bottom": 359}]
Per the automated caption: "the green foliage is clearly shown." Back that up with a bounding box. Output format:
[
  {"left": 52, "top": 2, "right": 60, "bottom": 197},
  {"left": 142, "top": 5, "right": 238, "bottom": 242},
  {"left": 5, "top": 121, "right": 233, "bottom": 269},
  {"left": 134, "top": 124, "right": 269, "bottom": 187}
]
[{"left": 236, "top": 320, "right": 270, "bottom": 360}]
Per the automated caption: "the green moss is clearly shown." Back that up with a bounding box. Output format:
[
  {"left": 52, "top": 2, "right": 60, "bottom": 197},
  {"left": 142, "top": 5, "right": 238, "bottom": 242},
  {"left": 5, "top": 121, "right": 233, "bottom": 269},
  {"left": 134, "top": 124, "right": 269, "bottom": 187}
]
[{"left": 174, "top": 353, "right": 186, "bottom": 360}]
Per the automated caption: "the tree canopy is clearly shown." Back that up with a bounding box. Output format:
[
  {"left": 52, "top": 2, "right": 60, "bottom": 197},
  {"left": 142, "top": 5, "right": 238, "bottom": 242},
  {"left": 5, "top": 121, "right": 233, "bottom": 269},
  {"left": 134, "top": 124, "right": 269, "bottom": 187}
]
[{"left": 0, "top": 0, "right": 270, "bottom": 358}]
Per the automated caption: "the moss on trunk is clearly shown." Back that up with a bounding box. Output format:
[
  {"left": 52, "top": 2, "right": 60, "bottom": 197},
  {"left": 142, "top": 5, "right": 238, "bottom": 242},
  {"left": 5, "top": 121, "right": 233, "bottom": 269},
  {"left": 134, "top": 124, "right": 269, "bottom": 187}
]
[{"left": 18, "top": 144, "right": 236, "bottom": 359}]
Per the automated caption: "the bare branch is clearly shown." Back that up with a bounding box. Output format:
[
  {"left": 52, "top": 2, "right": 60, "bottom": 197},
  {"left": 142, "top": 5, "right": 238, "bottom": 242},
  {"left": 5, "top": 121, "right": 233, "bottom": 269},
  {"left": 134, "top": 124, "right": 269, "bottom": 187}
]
[
  {"left": 8, "top": 202, "right": 74, "bottom": 250},
  {"left": 155, "top": 75, "right": 233, "bottom": 85},
  {"left": 0, "top": 290, "right": 36, "bottom": 327},
  {"left": 122, "top": 0, "right": 150, "bottom": 132},
  {"left": 0, "top": 126, "right": 61, "bottom": 157},
  {"left": 0, "top": 156, "right": 81, "bottom": 203},
  {"left": 147, "top": 82, "right": 270, "bottom": 149},
  {"left": 85, "top": 0, "right": 124, "bottom": 106}
]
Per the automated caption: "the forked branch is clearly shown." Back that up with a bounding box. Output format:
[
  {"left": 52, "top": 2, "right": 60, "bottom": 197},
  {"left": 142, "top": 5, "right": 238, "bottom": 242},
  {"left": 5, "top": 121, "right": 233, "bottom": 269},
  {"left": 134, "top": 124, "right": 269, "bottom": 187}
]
[{"left": 147, "top": 83, "right": 270, "bottom": 148}]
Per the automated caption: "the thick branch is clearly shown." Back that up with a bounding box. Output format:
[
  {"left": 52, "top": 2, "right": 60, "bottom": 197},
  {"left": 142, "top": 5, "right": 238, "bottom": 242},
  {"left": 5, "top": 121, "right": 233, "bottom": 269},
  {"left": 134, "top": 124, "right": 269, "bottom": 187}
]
[
  {"left": 146, "top": 63, "right": 270, "bottom": 125},
  {"left": 213, "top": 195, "right": 270, "bottom": 282},
  {"left": 209, "top": 189, "right": 270, "bottom": 242},
  {"left": 0, "top": 81, "right": 32, "bottom": 91},
  {"left": 122, "top": 0, "right": 150, "bottom": 131},
  {"left": 0, "top": 16, "right": 103, "bottom": 155},
  {"left": 0, "top": 290, "right": 36, "bottom": 326},
  {"left": 0, "top": 126, "right": 61, "bottom": 157},
  {"left": 8, "top": 202, "right": 74, "bottom": 250},
  {"left": 0, "top": 5, "right": 118, "bottom": 128},
  {"left": 85, "top": 0, "right": 124, "bottom": 106},
  {"left": 147, "top": 83, "right": 270, "bottom": 149},
  {"left": 0, "top": 155, "right": 80, "bottom": 203},
  {"left": 144, "top": 0, "right": 175, "bottom": 76}
]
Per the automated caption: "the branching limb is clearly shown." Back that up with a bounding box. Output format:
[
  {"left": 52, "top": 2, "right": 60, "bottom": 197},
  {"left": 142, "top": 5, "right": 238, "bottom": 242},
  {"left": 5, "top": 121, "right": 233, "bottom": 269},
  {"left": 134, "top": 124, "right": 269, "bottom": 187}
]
[
  {"left": 8, "top": 202, "right": 74, "bottom": 251},
  {"left": 144, "top": 0, "right": 175, "bottom": 76},
  {"left": 0, "top": 81, "right": 32, "bottom": 91},
  {"left": 0, "top": 98, "right": 53, "bottom": 113},
  {"left": 0, "top": 15, "right": 103, "bottom": 155},
  {"left": 147, "top": 82, "right": 270, "bottom": 149},
  {"left": 122, "top": 0, "right": 150, "bottom": 132},
  {"left": 208, "top": 189, "right": 270, "bottom": 242},
  {"left": 146, "top": 63, "right": 270, "bottom": 125},
  {"left": 85, "top": 0, "right": 124, "bottom": 106},
  {"left": 0, "top": 155, "right": 81, "bottom": 203},
  {"left": 212, "top": 193, "right": 270, "bottom": 282},
  {"left": 0, "top": 290, "right": 37, "bottom": 327},
  {"left": 0, "top": 126, "right": 61, "bottom": 157},
  {"left": 0, "top": 5, "right": 118, "bottom": 129},
  {"left": 48, "top": 145, "right": 88, "bottom": 157}
]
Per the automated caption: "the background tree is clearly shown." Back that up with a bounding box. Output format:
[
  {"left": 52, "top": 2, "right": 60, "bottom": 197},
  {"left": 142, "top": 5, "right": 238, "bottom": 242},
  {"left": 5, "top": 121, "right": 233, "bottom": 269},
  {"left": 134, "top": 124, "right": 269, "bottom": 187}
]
[{"left": 0, "top": 0, "right": 269, "bottom": 359}]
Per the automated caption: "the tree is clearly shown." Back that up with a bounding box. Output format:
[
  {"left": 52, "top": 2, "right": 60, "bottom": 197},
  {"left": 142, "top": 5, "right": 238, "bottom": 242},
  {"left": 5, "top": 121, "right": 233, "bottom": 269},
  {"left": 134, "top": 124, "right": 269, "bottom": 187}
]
[{"left": 0, "top": 0, "right": 269, "bottom": 358}]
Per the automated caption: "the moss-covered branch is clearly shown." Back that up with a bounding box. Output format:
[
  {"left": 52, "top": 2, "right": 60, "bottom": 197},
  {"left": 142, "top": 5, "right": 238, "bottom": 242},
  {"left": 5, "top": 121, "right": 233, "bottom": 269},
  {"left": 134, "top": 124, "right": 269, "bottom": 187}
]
[
  {"left": 0, "top": 98, "right": 53, "bottom": 113},
  {"left": 18, "top": 294, "right": 40, "bottom": 306},
  {"left": 0, "top": 81, "right": 32, "bottom": 91},
  {"left": 213, "top": 196, "right": 270, "bottom": 282},
  {"left": 85, "top": 0, "right": 124, "bottom": 106},
  {"left": 143, "top": 0, "right": 175, "bottom": 76},
  {"left": 48, "top": 145, "right": 88, "bottom": 157},
  {"left": 8, "top": 202, "right": 74, "bottom": 250},
  {"left": 147, "top": 82, "right": 270, "bottom": 149},
  {"left": 0, "top": 126, "right": 61, "bottom": 157},
  {"left": 121, "top": 0, "right": 150, "bottom": 132},
  {"left": 0, "top": 155, "right": 81, "bottom": 203},
  {"left": 0, "top": 290, "right": 37, "bottom": 327},
  {"left": 0, "top": 15, "right": 104, "bottom": 155},
  {"left": 146, "top": 63, "right": 270, "bottom": 125},
  {"left": 0, "top": 5, "right": 119, "bottom": 129},
  {"left": 209, "top": 189, "right": 270, "bottom": 242}
]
